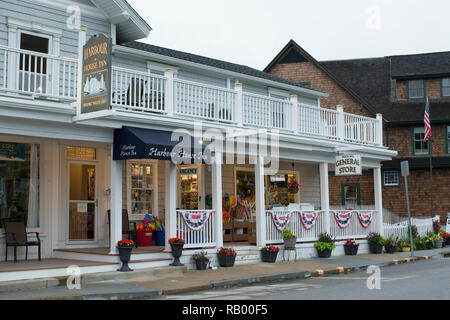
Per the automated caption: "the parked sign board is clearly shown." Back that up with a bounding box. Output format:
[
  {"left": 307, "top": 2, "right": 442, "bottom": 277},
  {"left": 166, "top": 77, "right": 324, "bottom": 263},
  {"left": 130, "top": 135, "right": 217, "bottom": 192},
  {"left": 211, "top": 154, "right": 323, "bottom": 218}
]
[
  {"left": 81, "top": 34, "right": 112, "bottom": 114},
  {"left": 335, "top": 154, "right": 362, "bottom": 176}
]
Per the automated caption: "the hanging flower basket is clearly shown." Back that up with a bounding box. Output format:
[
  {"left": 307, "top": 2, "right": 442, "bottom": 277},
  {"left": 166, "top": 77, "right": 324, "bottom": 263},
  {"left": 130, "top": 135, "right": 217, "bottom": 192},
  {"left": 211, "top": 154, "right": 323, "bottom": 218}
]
[{"left": 288, "top": 179, "right": 299, "bottom": 194}]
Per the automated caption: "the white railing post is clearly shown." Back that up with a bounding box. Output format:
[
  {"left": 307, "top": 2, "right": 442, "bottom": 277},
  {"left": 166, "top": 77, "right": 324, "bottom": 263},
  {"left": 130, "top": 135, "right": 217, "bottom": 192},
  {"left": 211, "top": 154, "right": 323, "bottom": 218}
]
[
  {"left": 76, "top": 25, "right": 87, "bottom": 114},
  {"left": 255, "top": 155, "right": 266, "bottom": 247},
  {"left": 336, "top": 105, "right": 345, "bottom": 141},
  {"left": 290, "top": 95, "right": 298, "bottom": 132},
  {"left": 165, "top": 161, "right": 177, "bottom": 251},
  {"left": 165, "top": 69, "right": 175, "bottom": 116},
  {"left": 374, "top": 166, "right": 384, "bottom": 236},
  {"left": 234, "top": 81, "right": 243, "bottom": 126},
  {"left": 110, "top": 157, "right": 122, "bottom": 254},
  {"left": 319, "top": 162, "right": 331, "bottom": 235},
  {"left": 376, "top": 113, "right": 383, "bottom": 146},
  {"left": 212, "top": 151, "right": 223, "bottom": 248}
]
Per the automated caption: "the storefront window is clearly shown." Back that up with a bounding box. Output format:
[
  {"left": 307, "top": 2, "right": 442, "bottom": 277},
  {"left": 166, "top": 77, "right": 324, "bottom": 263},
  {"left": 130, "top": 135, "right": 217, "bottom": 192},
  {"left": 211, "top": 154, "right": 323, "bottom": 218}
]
[
  {"left": 0, "top": 142, "right": 40, "bottom": 228},
  {"left": 130, "top": 163, "right": 154, "bottom": 215},
  {"left": 341, "top": 183, "right": 360, "bottom": 208},
  {"left": 236, "top": 171, "right": 255, "bottom": 204},
  {"left": 179, "top": 167, "right": 199, "bottom": 210},
  {"left": 266, "top": 174, "right": 298, "bottom": 208}
]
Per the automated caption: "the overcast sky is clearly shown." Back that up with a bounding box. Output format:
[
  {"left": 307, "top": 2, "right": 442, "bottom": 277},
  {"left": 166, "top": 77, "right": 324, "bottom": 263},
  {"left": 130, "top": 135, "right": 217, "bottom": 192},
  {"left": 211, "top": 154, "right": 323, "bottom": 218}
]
[{"left": 127, "top": 0, "right": 449, "bottom": 70}]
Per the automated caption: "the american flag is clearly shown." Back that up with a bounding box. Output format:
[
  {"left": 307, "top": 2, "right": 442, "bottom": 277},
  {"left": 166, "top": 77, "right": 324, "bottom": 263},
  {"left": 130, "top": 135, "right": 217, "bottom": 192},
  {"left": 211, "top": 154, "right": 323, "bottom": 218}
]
[{"left": 424, "top": 97, "right": 431, "bottom": 142}]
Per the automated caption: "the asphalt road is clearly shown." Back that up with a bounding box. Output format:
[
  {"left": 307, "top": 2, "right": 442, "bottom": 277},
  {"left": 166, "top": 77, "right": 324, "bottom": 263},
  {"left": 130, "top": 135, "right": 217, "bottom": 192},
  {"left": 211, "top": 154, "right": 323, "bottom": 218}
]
[{"left": 156, "top": 256, "right": 450, "bottom": 300}]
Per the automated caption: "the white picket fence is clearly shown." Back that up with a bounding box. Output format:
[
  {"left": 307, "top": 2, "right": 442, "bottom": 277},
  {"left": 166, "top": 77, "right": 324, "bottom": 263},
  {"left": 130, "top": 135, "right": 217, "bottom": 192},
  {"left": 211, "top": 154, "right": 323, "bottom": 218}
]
[
  {"left": 176, "top": 210, "right": 217, "bottom": 248},
  {"left": 383, "top": 215, "right": 440, "bottom": 239}
]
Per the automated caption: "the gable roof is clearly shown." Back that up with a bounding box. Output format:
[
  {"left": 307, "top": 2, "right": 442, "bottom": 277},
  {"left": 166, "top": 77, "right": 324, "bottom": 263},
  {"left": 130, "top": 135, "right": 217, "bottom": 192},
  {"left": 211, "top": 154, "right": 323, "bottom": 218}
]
[
  {"left": 264, "top": 40, "right": 379, "bottom": 117},
  {"left": 121, "top": 41, "right": 325, "bottom": 96}
]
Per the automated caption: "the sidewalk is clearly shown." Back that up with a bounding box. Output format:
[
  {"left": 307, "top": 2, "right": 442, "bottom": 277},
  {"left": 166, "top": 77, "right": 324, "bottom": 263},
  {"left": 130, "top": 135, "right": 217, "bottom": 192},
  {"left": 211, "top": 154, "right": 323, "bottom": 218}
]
[{"left": 1, "top": 248, "right": 448, "bottom": 300}]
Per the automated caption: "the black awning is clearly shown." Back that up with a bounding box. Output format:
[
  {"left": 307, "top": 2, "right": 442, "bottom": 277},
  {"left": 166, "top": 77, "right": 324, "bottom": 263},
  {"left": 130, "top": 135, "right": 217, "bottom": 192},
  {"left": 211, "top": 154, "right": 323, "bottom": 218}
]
[{"left": 113, "top": 126, "right": 209, "bottom": 164}]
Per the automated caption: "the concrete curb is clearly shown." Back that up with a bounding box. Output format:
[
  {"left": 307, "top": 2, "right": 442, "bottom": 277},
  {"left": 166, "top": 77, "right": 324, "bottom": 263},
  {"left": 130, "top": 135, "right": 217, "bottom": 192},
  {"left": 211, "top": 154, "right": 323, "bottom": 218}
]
[{"left": 440, "top": 251, "right": 450, "bottom": 258}]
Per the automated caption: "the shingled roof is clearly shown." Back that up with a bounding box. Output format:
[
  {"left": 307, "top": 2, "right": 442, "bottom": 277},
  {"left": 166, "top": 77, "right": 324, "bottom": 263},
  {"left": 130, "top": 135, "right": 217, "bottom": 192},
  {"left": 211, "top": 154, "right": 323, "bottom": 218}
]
[
  {"left": 321, "top": 52, "right": 450, "bottom": 123},
  {"left": 121, "top": 41, "right": 321, "bottom": 93}
]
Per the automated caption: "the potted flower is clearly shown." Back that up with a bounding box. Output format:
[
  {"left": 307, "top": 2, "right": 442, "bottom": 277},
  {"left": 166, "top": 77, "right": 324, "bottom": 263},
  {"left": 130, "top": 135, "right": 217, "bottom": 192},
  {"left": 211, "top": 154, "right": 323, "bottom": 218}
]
[
  {"left": 433, "top": 219, "right": 442, "bottom": 234},
  {"left": 260, "top": 245, "right": 280, "bottom": 263},
  {"left": 169, "top": 237, "right": 185, "bottom": 266},
  {"left": 282, "top": 228, "right": 296, "bottom": 249},
  {"left": 288, "top": 179, "right": 299, "bottom": 194},
  {"left": 442, "top": 232, "right": 449, "bottom": 247},
  {"left": 402, "top": 242, "right": 411, "bottom": 252},
  {"left": 435, "top": 236, "right": 444, "bottom": 249},
  {"left": 192, "top": 250, "right": 210, "bottom": 270},
  {"left": 117, "top": 239, "right": 134, "bottom": 272},
  {"left": 343, "top": 239, "right": 359, "bottom": 255},
  {"left": 217, "top": 247, "right": 237, "bottom": 267},
  {"left": 384, "top": 236, "right": 397, "bottom": 254},
  {"left": 367, "top": 232, "right": 385, "bottom": 254},
  {"left": 314, "top": 233, "right": 336, "bottom": 258}
]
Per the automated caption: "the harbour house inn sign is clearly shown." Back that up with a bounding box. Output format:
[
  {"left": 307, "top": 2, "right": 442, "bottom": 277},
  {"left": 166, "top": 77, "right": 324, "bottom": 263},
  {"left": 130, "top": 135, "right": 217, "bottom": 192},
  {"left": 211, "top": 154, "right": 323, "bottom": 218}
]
[{"left": 0, "top": 0, "right": 396, "bottom": 281}]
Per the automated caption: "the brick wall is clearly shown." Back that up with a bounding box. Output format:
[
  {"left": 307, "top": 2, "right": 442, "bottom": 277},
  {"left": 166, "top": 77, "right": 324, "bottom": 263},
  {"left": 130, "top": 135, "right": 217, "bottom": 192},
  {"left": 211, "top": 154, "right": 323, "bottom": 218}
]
[
  {"left": 328, "top": 171, "right": 375, "bottom": 207},
  {"left": 395, "top": 78, "right": 442, "bottom": 100},
  {"left": 268, "top": 60, "right": 374, "bottom": 118},
  {"left": 387, "top": 124, "right": 448, "bottom": 157}
]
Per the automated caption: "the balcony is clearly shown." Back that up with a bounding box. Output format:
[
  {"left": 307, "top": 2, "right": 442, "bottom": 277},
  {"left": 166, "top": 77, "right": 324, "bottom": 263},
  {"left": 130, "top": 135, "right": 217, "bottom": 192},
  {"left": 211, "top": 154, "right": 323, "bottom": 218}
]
[{"left": 0, "top": 48, "right": 382, "bottom": 146}]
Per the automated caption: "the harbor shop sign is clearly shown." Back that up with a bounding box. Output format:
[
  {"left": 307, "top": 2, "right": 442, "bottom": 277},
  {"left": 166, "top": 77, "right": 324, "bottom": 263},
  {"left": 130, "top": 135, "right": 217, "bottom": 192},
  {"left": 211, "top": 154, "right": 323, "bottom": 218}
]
[
  {"left": 81, "top": 34, "right": 112, "bottom": 114},
  {"left": 335, "top": 154, "right": 362, "bottom": 176}
]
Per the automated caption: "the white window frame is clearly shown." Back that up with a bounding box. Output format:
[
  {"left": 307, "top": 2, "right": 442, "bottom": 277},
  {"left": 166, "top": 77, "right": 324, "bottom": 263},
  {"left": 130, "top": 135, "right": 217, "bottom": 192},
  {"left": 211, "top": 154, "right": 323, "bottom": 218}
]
[
  {"left": 413, "top": 127, "right": 429, "bottom": 155},
  {"left": 383, "top": 170, "right": 400, "bottom": 187}
]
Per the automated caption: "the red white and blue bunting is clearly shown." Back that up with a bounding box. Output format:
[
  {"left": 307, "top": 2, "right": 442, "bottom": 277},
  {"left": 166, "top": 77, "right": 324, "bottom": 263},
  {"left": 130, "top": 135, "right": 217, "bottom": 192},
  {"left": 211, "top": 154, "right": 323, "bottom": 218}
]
[
  {"left": 298, "top": 211, "right": 320, "bottom": 230},
  {"left": 179, "top": 211, "right": 212, "bottom": 231},
  {"left": 333, "top": 211, "right": 353, "bottom": 229},
  {"left": 357, "top": 211, "right": 374, "bottom": 229},
  {"left": 269, "top": 211, "right": 293, "bottom": 232}
]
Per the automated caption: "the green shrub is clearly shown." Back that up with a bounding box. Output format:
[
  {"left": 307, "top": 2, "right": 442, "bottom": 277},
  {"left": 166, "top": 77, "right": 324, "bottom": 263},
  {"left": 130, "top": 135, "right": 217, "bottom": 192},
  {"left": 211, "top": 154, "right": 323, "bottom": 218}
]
[
  {"left": 282, "top": 228, "right": 296, "bottom": 239},
  {"left": 314, "top": 242, "right": 336, "bottom": 251}
]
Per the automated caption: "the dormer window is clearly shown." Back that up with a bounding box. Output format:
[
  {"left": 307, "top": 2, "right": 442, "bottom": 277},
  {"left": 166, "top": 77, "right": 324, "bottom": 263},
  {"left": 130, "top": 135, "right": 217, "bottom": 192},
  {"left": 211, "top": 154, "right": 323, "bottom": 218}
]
[
  {"left": 441, "top": 78, "right": 450, "bottom": 97},
  {"left": 406, "top": 80, "right": 425, "bottom": 99}
]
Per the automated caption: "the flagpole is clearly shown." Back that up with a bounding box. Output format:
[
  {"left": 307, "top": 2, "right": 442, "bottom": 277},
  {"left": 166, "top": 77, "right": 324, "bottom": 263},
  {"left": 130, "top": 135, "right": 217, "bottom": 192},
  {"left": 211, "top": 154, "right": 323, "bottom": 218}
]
[{"left": 427, "top": 96, "right": 433, "bottom": 218}]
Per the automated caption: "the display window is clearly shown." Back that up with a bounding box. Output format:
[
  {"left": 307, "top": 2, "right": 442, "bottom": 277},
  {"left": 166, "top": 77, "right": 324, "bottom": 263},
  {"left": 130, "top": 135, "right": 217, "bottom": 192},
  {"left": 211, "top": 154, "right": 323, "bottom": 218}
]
[
  {"left": 266, "top": 173, "right": 299, "bottom": 208},
  {"left": 179, "top": 167, "right": 199, "bottom": 210},
  {"left": 129, "top": 162, "right": 156, "bottom": 216}
]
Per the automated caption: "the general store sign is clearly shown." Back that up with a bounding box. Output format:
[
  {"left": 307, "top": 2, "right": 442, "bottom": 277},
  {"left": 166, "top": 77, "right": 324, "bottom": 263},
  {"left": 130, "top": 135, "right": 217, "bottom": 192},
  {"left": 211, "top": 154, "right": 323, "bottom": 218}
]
[
  {"left": 81, "top": 34, "right": 112, "bottom": 114},
  {"left": 335, "top": 154, "right": 362, "bottom": 176}
]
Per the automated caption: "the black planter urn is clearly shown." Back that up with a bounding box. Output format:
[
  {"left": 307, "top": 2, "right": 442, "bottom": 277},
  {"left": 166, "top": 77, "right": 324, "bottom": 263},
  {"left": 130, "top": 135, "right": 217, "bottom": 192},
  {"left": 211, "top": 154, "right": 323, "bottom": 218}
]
[
  {"left": 170, "top": 243, "right": 184, "bottom": 266},
  {"left": 344, "top": 245, "right": 359, "bottom": 256},
  {"left": 217, "top": 254, "right": 236, "bottom": 267},
  {"left": 117, "top": 246, "right": 133, "bottom": 272},
  {"left": 317, "top": 248, "right": 332, "bottom": 258},
  {"left": 369, "top": 242, "right": 383, "bottom": 254},
  {"left": 261, "top": 250, "right": 278, "bottom": 263}
]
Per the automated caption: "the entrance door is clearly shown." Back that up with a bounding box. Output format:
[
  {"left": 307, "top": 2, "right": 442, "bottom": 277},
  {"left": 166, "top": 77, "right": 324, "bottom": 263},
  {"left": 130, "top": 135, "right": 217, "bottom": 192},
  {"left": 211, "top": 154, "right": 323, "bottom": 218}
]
[
  {"left": 178, "top": 166, "right": 201, "bottom": 210},
  {"left": 68, "top": 162, "right": 97, "bottom": 241}
]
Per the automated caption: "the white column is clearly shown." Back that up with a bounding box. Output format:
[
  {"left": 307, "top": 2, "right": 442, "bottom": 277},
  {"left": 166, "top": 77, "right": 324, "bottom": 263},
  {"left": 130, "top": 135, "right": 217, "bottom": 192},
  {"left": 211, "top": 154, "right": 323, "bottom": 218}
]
[
  {"left": 319, "top": 162, "right": 331, "bottom": 234},
  {"left": 110, "top": 158, "right": 122, "bottom": 254},
  {"left": 165, "top": 161, "right": 177, "bottom": 251},
  {"left": 255, "top": 155, "right": 266, "bottom": 247},
  {"left": 290, "top": 95, "right": 298, "bottom": 132},
  {"left": 76, "top": 25, "right": 87, "bottom": 115},
  {"left": 376, "top": 113, "right": 384, "bottom": 146},
  {"left": 212, "top": 152, "right": 223, "bottom": 248},
  {"left": 374, "top": 167, "right": 384, "bottom": 236},
  {"left": 336, "top": 105, "right": 345, "bottom": 141},
  {"left": 165, "top": 69, "right": 175, "bottom": 116},
  {"left": 234, "top": 81, "right": 243, "bottom": 126}
]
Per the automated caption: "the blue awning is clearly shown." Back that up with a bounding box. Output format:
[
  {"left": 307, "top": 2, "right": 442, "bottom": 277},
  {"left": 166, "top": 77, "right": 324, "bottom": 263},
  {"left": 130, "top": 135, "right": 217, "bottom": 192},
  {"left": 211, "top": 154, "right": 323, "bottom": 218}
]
[{"left": 113, "top": 126, "right": 209, "bottom": 164}]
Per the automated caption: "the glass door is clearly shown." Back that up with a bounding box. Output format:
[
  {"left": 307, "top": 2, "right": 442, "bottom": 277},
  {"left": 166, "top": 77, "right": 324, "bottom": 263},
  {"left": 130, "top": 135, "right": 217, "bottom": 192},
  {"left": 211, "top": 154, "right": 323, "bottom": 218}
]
[
  {"left": 179, "top": 167, "right": 199, "bottom": 210},
  {"left": 68, "top": 163, "right": 96, "bottom": 241}
]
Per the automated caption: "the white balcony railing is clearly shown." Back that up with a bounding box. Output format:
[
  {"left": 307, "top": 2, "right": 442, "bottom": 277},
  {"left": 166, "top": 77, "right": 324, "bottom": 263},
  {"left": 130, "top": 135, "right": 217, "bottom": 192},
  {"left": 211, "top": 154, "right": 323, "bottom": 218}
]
[
  {"left": 243, "top": 93, "right": 292, "bottom": 129},
  {"left": 176, "top": 210, "right": 217, "bottom": 248},
  {"left": 0, "top": 45, "right": 78, "bottom": 100},
  {"left": 344, "top": 113, "right": 379, "bottom": 145},
  {"left": 297, "top": 103, "right": 338, "bottom": 140}
]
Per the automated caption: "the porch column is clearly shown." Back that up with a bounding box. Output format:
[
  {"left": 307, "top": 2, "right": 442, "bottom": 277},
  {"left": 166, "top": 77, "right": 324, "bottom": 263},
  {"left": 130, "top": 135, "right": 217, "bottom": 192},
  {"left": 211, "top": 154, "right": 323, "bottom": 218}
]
[
  {"left": 319, "top": 162, "right": 331, "bottom": 234},
  {"left": 110, "top": 158, "right": 122, "bottom": 254},
  {"left": 255, "top": 155, "right": 266, "bottom": 247},
  {"left": 165, "top": 161, "right": 177, "bottom": 251},
  {"left": 212, "top": 152, "right": 223, "bottom": 248},
  {"left": 374, "top": 167, "right": 384, "bottom": 236}
]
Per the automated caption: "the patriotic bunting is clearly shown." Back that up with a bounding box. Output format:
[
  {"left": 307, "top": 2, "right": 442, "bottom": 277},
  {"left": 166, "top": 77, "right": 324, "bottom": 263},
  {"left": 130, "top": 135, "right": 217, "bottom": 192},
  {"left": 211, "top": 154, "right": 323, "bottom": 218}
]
[
  {"left": 179, "top": 211, "right": 212, "bottom": 231},
  {"left": 298, "top": 211, "right": 320, "bottom": 230},
  {"left": 269, "top": 211, "right": 293, "bottom": 232},
  {"left": 357, "top": 211, "right": 374, "bottom": 229},
  {"left": 333, "top": 211, "right": 353, "bottom": 229}
]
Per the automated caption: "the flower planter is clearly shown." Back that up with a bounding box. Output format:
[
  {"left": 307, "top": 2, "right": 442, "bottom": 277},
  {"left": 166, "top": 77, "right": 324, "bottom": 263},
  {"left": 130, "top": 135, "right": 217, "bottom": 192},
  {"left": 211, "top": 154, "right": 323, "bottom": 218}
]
[
  {"left": 385, "top": 245, "right": 396, "bottom": 254},
  {"left": 344, "top": 245, "right": 359, "bottom": 256},
  {"left": 425, "top": 241, "right": 433, "bottom": 250},
  {"left": 117, "top": 247, "right": 133, "bottom": 272},
  {"left": 195, "top": 259, "right": 209, "bottom": 270},
  {"left": 217, "top": 254, "right": 236, "bottom": 267},
  {"left": 317, "top": 248, "right": 332, "bottom": 258},
  {"left": 154, "top": 230, "right": 165, "bottom": 246},
  {"left": 283, "top": 238, "right": 296, "bottom": 250},
  {"left": 261, "top": 250, "right": 278, "bottom": 263},
  {"left": 402, "top": 247, "right": 411, "bottom": 252},
  {"left": 170, "top": 243, "right": 184, "bottom": 266},
  {"left": 137, "top": 229, "right": 153, "bottom": 247},
  {"left": 435, "top": 240, "right": 443, "bottom": 248},
  {"left": 369, "top": 242, "right": 383, "bottom": 254}
]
